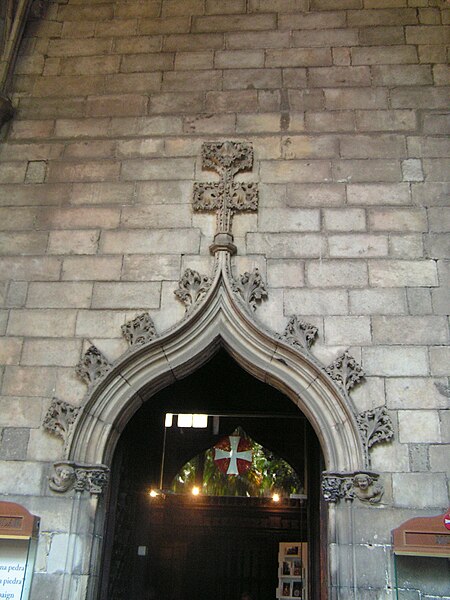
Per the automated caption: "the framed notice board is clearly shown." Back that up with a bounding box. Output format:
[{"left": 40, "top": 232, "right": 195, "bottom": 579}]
[
  {"left": 276, "top": 542, "right": 308, "bottom": 600},
  {"left": 392, "top": 511, "right": 450, "bottom": 599},
  {"left": 0, "top": 502, "right": 40, "bottom": 600}
]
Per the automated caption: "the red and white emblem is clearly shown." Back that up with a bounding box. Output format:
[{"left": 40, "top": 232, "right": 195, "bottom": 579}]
[
  {"left": 214, "top": 435, "right": 252, "bottom": 476},
  {"left": 444, "top": 511, "right": 450, "bottom": 531}
]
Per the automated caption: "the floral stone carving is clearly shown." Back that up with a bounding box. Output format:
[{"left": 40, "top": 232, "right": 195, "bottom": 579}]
[
  {"left": 43, "top": 398, "right": 80, "bottom": 444},
  {"left": 325, "top": 351, "right": 364, "bottom": 396},
  {"left": 356, "top": 406, "right": 394, "bottom": 468},
  {"left": 76, "top": 345, "right": 111, "bottom": 386},
  {"left": 122, "top": 312, "right": 157, "bottom": 346},
  {"left": 281, "top": 316, "right": 318, "bottom": 351},
  {"left": 193, "top": 141, "right": 258, "bottom": 253},
  {"left": 232, "top": 268, "right": 268, "bottom": 312},
  {"left": 174, "top": 269, "right": 212, "bottom": 312},
  {"left": 49, "top": 461, "right": 109, "bottom": 495}
]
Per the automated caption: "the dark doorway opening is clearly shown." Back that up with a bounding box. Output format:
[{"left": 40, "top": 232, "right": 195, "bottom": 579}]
[{"left": 100, "top": 350, "right": 325, "bottom": 600}]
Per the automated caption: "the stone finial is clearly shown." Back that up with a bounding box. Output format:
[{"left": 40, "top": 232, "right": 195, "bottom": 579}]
[
  {"left": 43, "top": 398, "right": 80, "bottom": 444},
  {"left": 122, "top": 312, "right": 158, "bottom": 346},
  {"left": 193, "top": 141, "right": 258, "bottom": 254},
  {"left": 281, "top": 316, "right": 318, "bottom": 351},
  {"left": 174, "top": 268, "right": 212, "bottom": 312},
  {"left": 325, "top": 351, "right": 364, "bottom": 395},
  {"left": 49, "top": 461, "right": 109, "bottom": 495},
  {"left": 232, "top": 268, "right": 268, "bottom": 312},
  {"left": 76, "top": 345, "right": 111, "bottom": 386}
]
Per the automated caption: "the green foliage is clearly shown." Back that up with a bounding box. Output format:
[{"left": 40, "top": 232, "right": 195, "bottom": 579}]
[{"left": 171, "top": 438, "right": 303, "bottom": 497}]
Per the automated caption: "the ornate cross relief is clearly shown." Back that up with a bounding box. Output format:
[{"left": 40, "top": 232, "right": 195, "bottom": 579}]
[{"left": 193, "top": 141, "right": 258, "bottom": 255}]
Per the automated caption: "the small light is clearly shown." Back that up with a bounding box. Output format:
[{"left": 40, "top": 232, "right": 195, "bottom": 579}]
[
  {"left": 192, "top": 486, "right": 200, "bottom": 496},
  {"left": 272, "top": 493, "right": 280, "bottom": 502},
  {"left": 149, "top": 489, "right": 158, "bottom": 498},
  {"left": 165, "top": 413, "right": 173, "bottom": 427}
]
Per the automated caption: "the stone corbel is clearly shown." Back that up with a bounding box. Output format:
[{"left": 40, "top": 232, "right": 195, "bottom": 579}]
[
  {"left": 49, "top": 461, "right": 109, "bottom": 495},
  {"left": 322, "top": 471, "right": 384, "bottom": 505}
]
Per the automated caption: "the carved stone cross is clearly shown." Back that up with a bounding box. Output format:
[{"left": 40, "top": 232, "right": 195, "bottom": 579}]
[{"left": 193, "top": 141, "right": 258, "bottom": 254}]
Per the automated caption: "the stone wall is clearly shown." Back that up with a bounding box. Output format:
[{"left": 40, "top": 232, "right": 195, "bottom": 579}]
[{"left": 0, "top": 0, "right": 448, "bottom": 598}]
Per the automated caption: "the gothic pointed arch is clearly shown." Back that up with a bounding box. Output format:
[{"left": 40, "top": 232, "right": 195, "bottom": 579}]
[{"left": 66, "top": 250, "right": 366, "bottom": 478}]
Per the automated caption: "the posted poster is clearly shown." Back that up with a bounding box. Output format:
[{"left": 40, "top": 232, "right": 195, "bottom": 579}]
[{"left": 0, "top": 539, "right": 28, "bottom": 600}]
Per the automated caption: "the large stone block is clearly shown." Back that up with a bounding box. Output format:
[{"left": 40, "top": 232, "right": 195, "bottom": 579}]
[
  {"left": 22, "top": 338, "right": 81, "bottom": 367},
  {"left": 47, "top": 230, "right": 99, "bottom": 255},
  {"left": 333, "top": 159, "right": 401, "bottom": 182},
  {"left": 26, "top": 282, "right": 93, "bottom": 308},
  {"left": 349, "top": 289, "right": 407, "bottom": 315},
  {"left": 192, "top": 14, "right": 276, "bottom": 32},
  {"left": 392, "top": 472, "right": 448, "bottom": 508},
  {"left": 284, "top": 289, "right": 349, "bottom": 315},
  {"left": 306, "top": 260, "right": 368, "bottom": 287},
  {"left": 373, "top": 316, "right": 448, "bottom": 345},
  {"left": 430, "top": 346, "right": 450, "bottom": 377},
  {"left": 387, "top": 378, "right": 450, "bottom": 410},
  {"left": 369, "top": 260, "right": 438, "bottom": 287},
  {"left": 100, "top": 229, "right": 200, "bottom": 254},
  {"left": 260, "top": 159, "right": 331, "bottom": 183},
  {"left": 246, "top": 232, "right": 326, "bottom": 258},
  {"left": 0, "top": 461, "right": 44, "bottom": 494},
  {"left": 2, "top": 366, "right": 56, "bottom": 397},
  {"left": 121, "top": 158, "right": 194, "bottom": 181},
  {"left": 363, "top": 346, "right": 429, "bottom": 376},
  {"left": 323, "top": 208, "right": 366, "bottom": 231},
  {"left": 92, "top": 282, "right": 161, "bottom": 309},
  {"left": 259, "top": 207, "right": 320, "bottom": 232},
  {"left": 328, "top": 234, "right": 388, "bottom": 257},
  {"left": 324, "top": 316, "right": 372, "bottom": 345},
  {"left": 7, "top": 310, "right": 77, "bottom": 337}
]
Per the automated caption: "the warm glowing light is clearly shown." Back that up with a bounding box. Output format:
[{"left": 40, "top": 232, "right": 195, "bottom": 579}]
[
  {"left": 149, "top": 489, "right": 158, "bottom": 498},
  {"left": 272, "top": 493, "right": 280, "bottom": 502},
  {"left": 192, "top": 486, "right": 200, "bottom": 496},
  {"left": 165, "top": 413, "right": 173, "bottom": 427}
]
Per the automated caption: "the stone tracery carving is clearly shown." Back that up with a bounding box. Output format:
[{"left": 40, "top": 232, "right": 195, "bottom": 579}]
[
  {"left": 43, "top": 398, "right": 80, "bottom": 445},
  {"left": 193, "top": 141, "right": 258, "bottom": 254},
  {"left": 322, "top": 471, "right": 384, "bottom": 504},
  {"left": 49, "top": 461, "right": 109, "bottom": 495},
  {"left": 122, "top": 312, "right": 158, "bottom": 346},
  {"left": 174, "top": 268, "right": 212, "bottom": 312},
  {"left": 281, "top": 316, "right": 318, "bottom": 351},
  {"left": 356, "top": 406, "right": 394, "bottom": 468},
  {"left": 232, "top": 268, "right": 268, "bottom": 312},
  {"left": 325, "top": 351, "right": 364, "bottom": 396},
  {"left": 76, "top": 345, "right": 111, "bottom": 386}
]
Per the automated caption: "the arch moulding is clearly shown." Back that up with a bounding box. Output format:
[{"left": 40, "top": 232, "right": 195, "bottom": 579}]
[{"left": 67, "top": 250, "right": 365, "bottom": 478}]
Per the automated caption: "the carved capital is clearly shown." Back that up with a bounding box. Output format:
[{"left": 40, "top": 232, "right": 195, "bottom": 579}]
[
  {"left": 43, "top": 398, "right": 80, "bottom": 444},
  {"left": 325, "top": 351, "right": 364, "bottom": 395},
  {"left": 122, "top": 312, "right": 157, "bottom": 346},
  {"left": 76, "top": 345, "right": 111, "bottom": 386},
  {"left": 322, "top": 471, "right": 384, "bottom": 504},
  {"left": 281, "top": 316, "right": 318, "bottom": 351},
  {"left": 174, "top": 268, "right": 212, "bottom": 312},
  {"left": 356, "top": 406, "right": 394, "bottom": 468},
  {"left": 232, "top": 268, "right": 268, "bottom": 312},
  {"left": 49, "top": 461, "right": 109, "bottom": 495}
]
